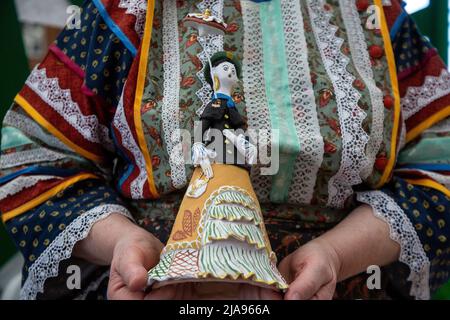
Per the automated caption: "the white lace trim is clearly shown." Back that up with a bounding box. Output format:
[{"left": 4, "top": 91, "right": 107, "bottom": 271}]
[
  {"left": 26, "top": 67, "right": 113, "bottom": 151},
  {"left": 282, "top": 0, "right": 324, "bottom": 204},
  {"left": 161, "top": 0, "right": 186, "bottom": 189},
  {"left": 241, "top": 1, "right": 272, "bottom": 202},
  {"left": 357, "top": 191, "right": 431, "bottom": 300},
  {"left": 74, "top": 269, "right": 110, "bottom": 300},
  {"left": 20, "top": 204, "right": 132, "bottom": 300},
  {"left": 340, "top": 0, "right": 385, "bottom": 180},
  {"left": 194, "top": 0, "right": 224, "bottom": 116},
  {"left": 307, "top": 0, "right": 369, "bottom": 208},
  {"left": 3, "top": 111, "right": 73, "bottom": 152},
  {"left": 0, "top": 148, "right": 69, "bottom": 169},
  {"left": 402, "top": 69, "right": 450, "bottom": 120},
  {"left": 0, "top": 175, "right": 61, "bottom": 201},
  {"left": 118, "top": 0, "right": 147, "bottom": 39},
  {"left": 113, "top": 90, "right": 147, "bottom": 199}
]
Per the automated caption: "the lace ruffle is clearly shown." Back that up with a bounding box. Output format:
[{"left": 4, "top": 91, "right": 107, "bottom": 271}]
[
  {"left": 0, "top": 175, "right": 61, "bottom": 201},
  {"left": 339, "top": 0, "right": 385, "bottom": 180},
  {"left": 118, "top": 0, "right": 147, "bottom": 39},
  {"left": 241, "top": 1, "right": 272, "bottom": 203},
  {"left": 0, "top": 148, "right": 68, "bottom": 169},
  {"left": 282, "top": 0, "right": 324, "bottom": 204},
  {"left": 26, "top": 67, "right": 113, "bottom": 151},
  {"left": 20, "top": 204, "right": 132, "bottom": 300},
  {"left": 357, "top": 191, "right": 431, "bottom": 300},
  {"left": 402, "top": 69, "right": 450, "bottom": 120},
  {"left": 307, "top": 0, "right": 369, "bottom": 208},
  {"left": 161, "top": 0, "right": 186, "bottom": 190}
]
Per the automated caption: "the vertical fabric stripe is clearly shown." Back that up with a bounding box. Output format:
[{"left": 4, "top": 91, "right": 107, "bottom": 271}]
[
  {"left": 282, "top": 0, "right": 324, "bottom": 204},
  {"left": 307, "top": 0, "right": 369, "bottom": 208},
  {"left": 339, "top": 0, "right": 385, "bottom": 180},
  {"left": 133, "top": 0, "right": 159, "bottom": 198},
  {"left": 161, "top": 0, "right": 186, "bottom": 189},
  {"left": 373, "top": 0, "right": 401, "bottom": 188},
  {"left": 259, "top": 0, "right": 301, "bottom": 203},
  {"left": 241, "top": 1, "right": 273, "bottom": 203}
]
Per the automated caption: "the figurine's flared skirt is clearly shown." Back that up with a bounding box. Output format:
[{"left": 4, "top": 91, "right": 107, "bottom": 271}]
[{"left": 148, "top": 164, "right": 288, "bottom": 290}]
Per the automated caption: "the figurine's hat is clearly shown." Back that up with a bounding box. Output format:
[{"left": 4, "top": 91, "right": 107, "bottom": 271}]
[{"left": 204, "top": 51, "right": 242, "bottom": 88}]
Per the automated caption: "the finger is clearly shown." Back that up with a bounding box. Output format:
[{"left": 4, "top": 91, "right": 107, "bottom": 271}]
[
  {"left": 118, "top": 246, "right": 156, "bottom": 292},
  {"left": 284, "top": 264, "right": 325, "bottom": 300},
  {"left": 277, "top": 255, "right": 294, "bottom": 283}
]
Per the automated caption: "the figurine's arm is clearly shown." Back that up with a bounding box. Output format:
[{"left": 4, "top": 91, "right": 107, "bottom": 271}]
[
  {"left": 223, "top": 129, "right": 257, "bottom": 164},
  {"left": 192, "top": 117, "right": 216, "bottom": 178}
]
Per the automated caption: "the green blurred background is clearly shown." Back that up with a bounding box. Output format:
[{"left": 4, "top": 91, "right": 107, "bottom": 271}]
[{"left": 0, "top": 0, "right": 449, "bottom": 299}]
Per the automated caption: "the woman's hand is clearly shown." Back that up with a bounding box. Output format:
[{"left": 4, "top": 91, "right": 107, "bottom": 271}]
[
  {"left": 73, "top": 213, "right": 164, "bottom": 300},
  {"left": 278, "top": 205, "right": 400, "bottom": 300},
  {"left": 107, "top": 228, "right": 163, "bottom": 299},
  {"left": 278, "top": 238, "right": 340, "bottom": 300}
]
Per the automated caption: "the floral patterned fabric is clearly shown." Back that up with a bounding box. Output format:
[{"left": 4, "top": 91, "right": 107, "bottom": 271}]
[{"left": 1, "top": 0, "right": 449, "bottom": 299}]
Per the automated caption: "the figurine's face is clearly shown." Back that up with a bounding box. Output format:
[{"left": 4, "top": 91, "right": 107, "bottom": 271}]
[{"left": 213, "top": 62, "right": 238, "bottom": 88}]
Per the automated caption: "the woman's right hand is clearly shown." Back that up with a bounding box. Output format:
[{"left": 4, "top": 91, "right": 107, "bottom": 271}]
[
  {"left": 107, "top": 227, "right": 164, "bottom": 299},
  {"left": 73, "top": 213, "right": 164, "bottom": 299}
]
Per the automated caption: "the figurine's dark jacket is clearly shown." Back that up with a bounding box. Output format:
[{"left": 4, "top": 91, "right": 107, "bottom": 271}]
[{"left": 194, "top": 97, "right": 248, "bottom": 167}]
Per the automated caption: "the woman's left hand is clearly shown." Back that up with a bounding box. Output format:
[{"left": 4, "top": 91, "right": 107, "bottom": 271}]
[{"left": 278, "top": 238, "right": 341, "bottom": 300}]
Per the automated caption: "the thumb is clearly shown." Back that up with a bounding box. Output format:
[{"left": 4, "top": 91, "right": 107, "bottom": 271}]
[
  {"left": 284, "top": 263, "right": 323, "bottom": 300},
  {"left": 118, "top": 245, "right": 159, "bottom": 292}
]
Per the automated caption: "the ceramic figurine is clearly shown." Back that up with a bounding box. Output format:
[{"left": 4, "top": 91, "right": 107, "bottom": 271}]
[{"left": 147, "top": 9, "right": 288, "bottom": 292}]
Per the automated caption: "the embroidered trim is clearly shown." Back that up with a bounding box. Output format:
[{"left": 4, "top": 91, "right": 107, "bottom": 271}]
[
  {"left": 20, "top": 204, "right": 132, "bottom": 300},
  {"left": 3, "top": 111, "right": 73, "bottom": 152},
  {"left": 26, "top": 67, "right": 113, "bottom": 151},
  {"left": 194, "top": 0, "right": 225, "bottom": 116},
  {"left": 0, "top": 148, "right": 69, "bottom": 169},
  {"left": 113, "top": 91, "right": 148, "bottom": 199},
  {"left": 402, "top": 69, "right": 450, "bottom": 120},
  {"left": 118, "top": 0, "right": 148, "bottom": 39},
  {"left": 161, "top": 0, "right": 186, "bottom": 189},
  {"left": 357, "top": 191, "right": 431, "bottom": 300},
  {"left": 241, "top": 1, "right": 272, "bottom": 203},
  {"left": 0, "top": 175, "right": 61, "bottom": 201},
  {"left": 307, "top": 0, "right": 369, "bottom": 208},
  {"left": 340, "top": 0, "right": 385, "bottom": 180},
  {"left": 281, "top": 0, "right": 324, "bottom": 204}
]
